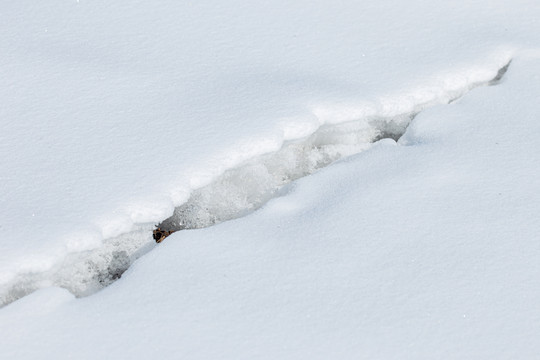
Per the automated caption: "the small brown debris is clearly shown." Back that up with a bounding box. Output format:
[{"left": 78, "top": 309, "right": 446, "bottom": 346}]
[{"left": 153, "top": 227, "right": 176, "bottom": 243}]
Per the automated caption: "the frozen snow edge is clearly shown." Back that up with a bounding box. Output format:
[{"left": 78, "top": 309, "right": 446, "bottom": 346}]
[
  {"left": 155, "top": 51, "right": 515, "bottom": 236},
  {"left": 0, "top": 53, "right": 514, "bottom": 307}
]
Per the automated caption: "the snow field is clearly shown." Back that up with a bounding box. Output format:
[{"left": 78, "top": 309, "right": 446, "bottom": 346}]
[
  {"left": 1, "top": 55, "right": 540, "bottom": 359},
  {"left": 0, "top": 58, "right": 512, "bottom": 306},
  {"left": 2, "top": 0, "right": 540, "bottom": 357},
  {"left": 1, "top": 0, "right": 524, "bottom": 289}
]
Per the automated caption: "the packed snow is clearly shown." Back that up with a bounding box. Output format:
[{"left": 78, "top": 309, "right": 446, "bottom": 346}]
[{"left": 1, "top": 0, "right": 540, "bottom": 358}]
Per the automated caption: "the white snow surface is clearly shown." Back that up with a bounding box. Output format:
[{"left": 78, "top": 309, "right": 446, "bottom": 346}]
[
  {"left": 0, "top": 0, "right": 529, "bottom": 282},
  {"left": 2, "top": 55, "right": 540, "bottom": 359},
  {"left": 1, "top": 0, "right": 540, "bottom": 358}
]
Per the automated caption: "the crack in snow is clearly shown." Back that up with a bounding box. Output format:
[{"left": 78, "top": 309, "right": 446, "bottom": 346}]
[{"left": 0, "top": 60, "right": 512, "bottom": 307}]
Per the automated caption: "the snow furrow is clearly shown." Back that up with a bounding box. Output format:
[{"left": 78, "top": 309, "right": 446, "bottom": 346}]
[{"left": 0, "top": 60, "right": 511, "bottom": 307}]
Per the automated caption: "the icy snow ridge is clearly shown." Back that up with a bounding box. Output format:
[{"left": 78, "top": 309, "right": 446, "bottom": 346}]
[
  {"left": 156, "top": 60, "right": 512, "bottom": 234},
  {"left": 158, "top": 113, "right": 412, "bottom": 234},
  {"left": 0, "top": 60, "right": 511, "bottom": 307}
]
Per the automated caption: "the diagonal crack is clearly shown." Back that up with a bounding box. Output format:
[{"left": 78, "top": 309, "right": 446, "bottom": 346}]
[
  {"left": 0, "top": 60, "right": 512, "bottom": 307},
  {"left": 153, "top": 60, "right": 513, "bottom": 242}
]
